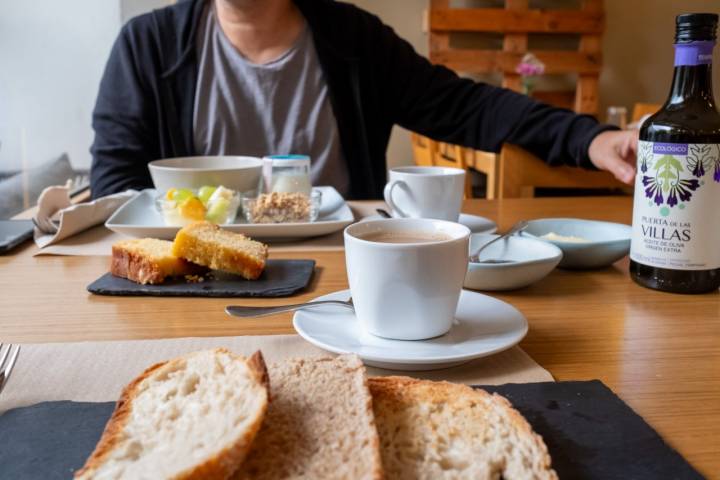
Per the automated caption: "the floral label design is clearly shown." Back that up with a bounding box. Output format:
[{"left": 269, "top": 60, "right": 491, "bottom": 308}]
[
  {"left": 639, "top": 142, "right": 719, "bottom": 212},
  {"left": 631, "top": 141, "right": 720, "bottom": 271}
]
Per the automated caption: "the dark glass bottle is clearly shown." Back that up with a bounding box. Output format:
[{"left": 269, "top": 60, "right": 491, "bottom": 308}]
[{"left": 629, "top": 13, "right": 720, "bottom": 294}]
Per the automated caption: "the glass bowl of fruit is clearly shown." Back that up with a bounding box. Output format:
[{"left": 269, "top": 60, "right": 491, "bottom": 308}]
[{"left": 155, "top": 186, "right": 240, "bottom": 226}]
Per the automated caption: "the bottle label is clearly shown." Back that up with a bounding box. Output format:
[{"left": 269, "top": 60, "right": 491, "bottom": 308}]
[
  {"left": 631, "top": 141, "right": 720, "bottom": 270},
  {"left": 674, "top": 41, "right": 714, "bottom": 66}
]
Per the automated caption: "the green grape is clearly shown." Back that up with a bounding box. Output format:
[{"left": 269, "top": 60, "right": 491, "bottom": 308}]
[
  {"left": 206, "top": 198, "right": 230, "bottom": 223},
  {"left": 198, "top": 185, "right": 217, "bottom": 204},
  {"left": 172, "top": 188, "right": 194, "bottom": 203}
]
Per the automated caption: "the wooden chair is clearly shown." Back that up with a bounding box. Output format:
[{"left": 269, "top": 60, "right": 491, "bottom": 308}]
[
  {"left": 497, "top": 144, "right": 626, "bottom": 198},
  {"left": 409, "top": 134, "right": 474, "bottom": 198},
  {"left": 410, "top": 133, "right": 436, "bottom": 167},
  {"left": 632, "top": 103, "right": 661, "bottom": 123},
  {"left": 412, "top": 0, "right": 625, "bottom": 198}
]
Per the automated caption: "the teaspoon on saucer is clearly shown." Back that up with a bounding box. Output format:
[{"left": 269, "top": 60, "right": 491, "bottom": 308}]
[{"left": 226, "top": 298, "right": 354, "bottom": 318}]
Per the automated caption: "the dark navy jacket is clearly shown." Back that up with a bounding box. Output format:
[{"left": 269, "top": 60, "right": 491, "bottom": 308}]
[{"left": 90, "top": 0, "right": 614, "bottom": 199}]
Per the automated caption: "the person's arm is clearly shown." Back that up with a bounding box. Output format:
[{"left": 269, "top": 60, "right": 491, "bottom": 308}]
[
  {"left": 370, "top": 17, "right": 631, "bottom": 174},
  {"left": 89, "top": 25, "right": 159, "bottom": 199}
]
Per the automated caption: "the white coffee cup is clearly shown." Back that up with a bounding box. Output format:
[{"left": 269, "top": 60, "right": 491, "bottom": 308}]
[
  {"left": 344, "top": 218, "right": 471, "bottom": 340},
  {"left": 383, "top": 166, "right": 465, "bottom": 221}
]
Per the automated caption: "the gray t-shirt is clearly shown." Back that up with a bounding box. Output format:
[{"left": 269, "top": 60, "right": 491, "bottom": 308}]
[{"left": 193, "top": 5, "right": 349, "bottom": 195}]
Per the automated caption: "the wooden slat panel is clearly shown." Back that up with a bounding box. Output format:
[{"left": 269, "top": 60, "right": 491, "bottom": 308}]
[
  {"left": 430, "top": 50, "right": 601, "bottom": 74},
  {"left": 429, "top": 0, "right": 450, "bottom": 51},
  {"left": 501, "top": 0, "right": 528, "bottom": 92},
  {"left": 575, "top": 75, "right": 599, "bottom": 114},
  {"left": 430, "top": 9, "right": 604, "bottom": 34},
  {"left": 502, "top": 74, "right": 523, "bottom": 91},
  {"left": 533, "top": 90, "right": 576, "bottom": 109}
]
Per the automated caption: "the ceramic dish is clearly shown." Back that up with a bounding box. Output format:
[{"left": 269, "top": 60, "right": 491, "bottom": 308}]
[
  {"left": 106, "top": 186, "right": 353, "bottom": 240},
  {"left": 464, "top": 234, "right": 563, "bottom": 291},
  {"left": 148, "top": 156, "right": 263, "bottom": 193},
  {"left": 524, "top": 218, "right": 632, "bottom": 269},
  {"left": 293, "top": 289, "right": 528, "bottom": 371}
]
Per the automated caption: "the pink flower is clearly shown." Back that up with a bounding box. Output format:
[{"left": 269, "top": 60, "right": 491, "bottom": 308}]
[{"left": 515, "top": 53, "right": 545, "bottom": 77}]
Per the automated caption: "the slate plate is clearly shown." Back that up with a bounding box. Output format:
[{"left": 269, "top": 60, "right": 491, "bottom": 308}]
[
  {"left": 479, "top": 381, "right": 702, "bottom": 479},
  {"left": 0, "top": 381, "right": 703, "bottom": 479},
  {"left": 87, "top": 259, "right": 315, "bottom": 298}
]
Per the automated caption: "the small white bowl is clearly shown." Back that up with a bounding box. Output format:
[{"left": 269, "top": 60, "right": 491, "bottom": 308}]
[
  {"left": 524, "top": 218, "right": 631, "bottom": 269},
  {"left": 149, "top": 156, "right": 263, "bottom": 194},
  {"left": 464, "top": 234, "right": 563, "bottom": 291}
]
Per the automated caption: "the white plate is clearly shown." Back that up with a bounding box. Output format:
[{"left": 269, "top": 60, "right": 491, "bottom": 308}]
[
  {"left": 293, "top": 289, "right": 528, "bottom": 371},
  {"left": 106, "top": 186, "right": 354, "bottom": 240},
  {"left": 366, "top": 212, "right": 497, "bottom": 235}
]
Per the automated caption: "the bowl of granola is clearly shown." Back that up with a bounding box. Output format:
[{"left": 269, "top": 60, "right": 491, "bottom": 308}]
[{"left": 242, "top": 189, "right": 322, "bottom": 224}]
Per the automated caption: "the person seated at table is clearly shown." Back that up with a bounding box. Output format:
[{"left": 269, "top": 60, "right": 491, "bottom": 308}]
[{"left": 89, "top": 0, "right": 638, "bottom": 200}]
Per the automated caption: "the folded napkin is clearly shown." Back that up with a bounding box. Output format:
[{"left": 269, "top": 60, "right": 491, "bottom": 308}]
[{"left": 33, "top": 186, "right": 136, "bottom": 249}]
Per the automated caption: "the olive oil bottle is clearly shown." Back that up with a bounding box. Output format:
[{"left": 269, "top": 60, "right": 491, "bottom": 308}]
[{"left": 630, "top": 13, "right": 720, "bottom": 293}]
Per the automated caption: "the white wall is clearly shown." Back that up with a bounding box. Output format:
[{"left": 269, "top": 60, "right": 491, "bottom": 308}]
[
  {"left": 0, "top": 1, "right": 120, "bottom": 172},
  {"left": 348, "top": 0, "right": 428, "bottom": 169},
  {"left": 0, "top": 0, "right": 169, "bottom": 174}
]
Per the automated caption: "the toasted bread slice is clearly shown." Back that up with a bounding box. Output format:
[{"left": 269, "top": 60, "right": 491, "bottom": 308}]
[
  {"left": 75, "top": 349, "right": 269, "bottom": 480},
  {"left": 234, "top": 355, "right": 383, "bottom": 480},
  {"left": 369, "top": 376, "right": 557, "bottom": 480},
  {"left": 111, "top": 238, "right": 205, "bottom": 284},
  {"left": 172, "top": 222, "right": 268, "bottom": 280}
]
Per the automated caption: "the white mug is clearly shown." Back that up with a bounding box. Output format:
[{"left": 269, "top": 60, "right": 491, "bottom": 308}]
[
  {"left": 344, "top": 218, "right": 471, "bottom": 340},
  {"left": 383, "top": 166, "right": 465, "bottom": 221}
]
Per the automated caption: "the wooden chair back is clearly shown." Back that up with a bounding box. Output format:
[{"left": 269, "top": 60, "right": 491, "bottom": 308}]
[
  {"left": 410, "top": 135, "right": 474, "bottom": 198},
  {"left": 498, "top": 143, "right": 626, "bottom": 198},
  {"left": 632, "top": 103, "right": 661, "bottom": 123},
  {"left": 410, "top": 133, "right": 436, "bottom": 167}
]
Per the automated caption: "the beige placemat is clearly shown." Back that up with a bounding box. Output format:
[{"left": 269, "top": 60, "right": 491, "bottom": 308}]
[
  {"left": 33, "top": 202, "right": 386, "bottom": 256},
  {"left": 33, "top": 226, "right": 127, "bottom": 256},
  {"left": 0, "top": 334, "right": 552, "bottom": 413}
]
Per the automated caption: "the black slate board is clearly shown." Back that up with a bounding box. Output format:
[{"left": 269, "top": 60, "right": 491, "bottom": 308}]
[
  {"left": 0, "top": 381, "right": 703, "bottom": 479},
  {"left": 477, "top": 381, "right": 703, "bottom": 479},
  {"left": 87, "top": 259, "right": 315, "bottom": 297}
]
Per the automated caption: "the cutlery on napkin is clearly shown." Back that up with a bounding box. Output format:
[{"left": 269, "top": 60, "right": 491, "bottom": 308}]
[{"left": 33, "top": 184, "right": 137, "bottom": 249}]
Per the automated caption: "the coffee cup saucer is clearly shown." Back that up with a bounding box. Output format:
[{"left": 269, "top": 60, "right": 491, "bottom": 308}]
[
  {"left": 293, "top": 289, "right": 528, "bottom": 371},
  {"left": 457, "top": 213, "right": 497, "bottom": 234}
]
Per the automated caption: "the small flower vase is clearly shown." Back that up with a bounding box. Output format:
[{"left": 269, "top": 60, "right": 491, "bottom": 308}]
[{"left": 522, "top": 78, "right": 535, "bottom": 97}]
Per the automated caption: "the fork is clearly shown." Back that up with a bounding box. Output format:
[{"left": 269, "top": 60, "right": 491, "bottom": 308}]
[
  {"left": 226, "top": 298, "right": 355, "bottom": 318},
  {"left": 32, "top": 216, "right": 60, "bottom": 235},
  {"left": 0, "top": 344, "right": 20, "bottom": 395}
]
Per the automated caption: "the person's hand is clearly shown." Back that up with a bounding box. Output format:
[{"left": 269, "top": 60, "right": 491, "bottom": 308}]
[{"left": 588, "top": 130, "right": 639, "bottom": 185}]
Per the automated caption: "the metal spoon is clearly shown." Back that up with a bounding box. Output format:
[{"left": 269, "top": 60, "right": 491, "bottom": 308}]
[
  {"left": 469, "top": 220, "right": 529, "bottom": 264},
  {"left": 226, "top": 298, "right": 354, "bottom": 318},
  {"left": 376, "top": 208, "right": 393, "bottom": 218}
]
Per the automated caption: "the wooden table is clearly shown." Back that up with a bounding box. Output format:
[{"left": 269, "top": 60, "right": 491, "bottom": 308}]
[{"left": 2, "top": 197, "right": 718, "bottom": 477}]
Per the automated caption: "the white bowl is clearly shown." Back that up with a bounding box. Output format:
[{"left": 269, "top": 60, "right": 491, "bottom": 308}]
[
  {"left": 464, "top": 234, "right": 563, "bottom": 291},
  {"left": 148, "top": 156, "right": 263, "bottom": 194},
  {"left": 524, "top": 218, "right": 631, "bottom": 269}
]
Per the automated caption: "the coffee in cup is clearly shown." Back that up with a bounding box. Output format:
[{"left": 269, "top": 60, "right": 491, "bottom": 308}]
[{"left": 344, "top": 218, "right": 470, "bottom": 340}]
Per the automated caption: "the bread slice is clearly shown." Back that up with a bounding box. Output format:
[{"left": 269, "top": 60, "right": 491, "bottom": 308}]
[
  {"left": 75, "top": 349, "right": 270, "bottom": 480},
  {"left": 111, "top": 238, "right": 205, "bottom": 284},
  {"left": 369, "top": 376, "right": 557, "bottom": 480},
  {"left": 172, "top": 222, "right": 268, "bottom": 280},
  {"left": 234, "top": 355, "right": 383, "bottom": 480}
]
